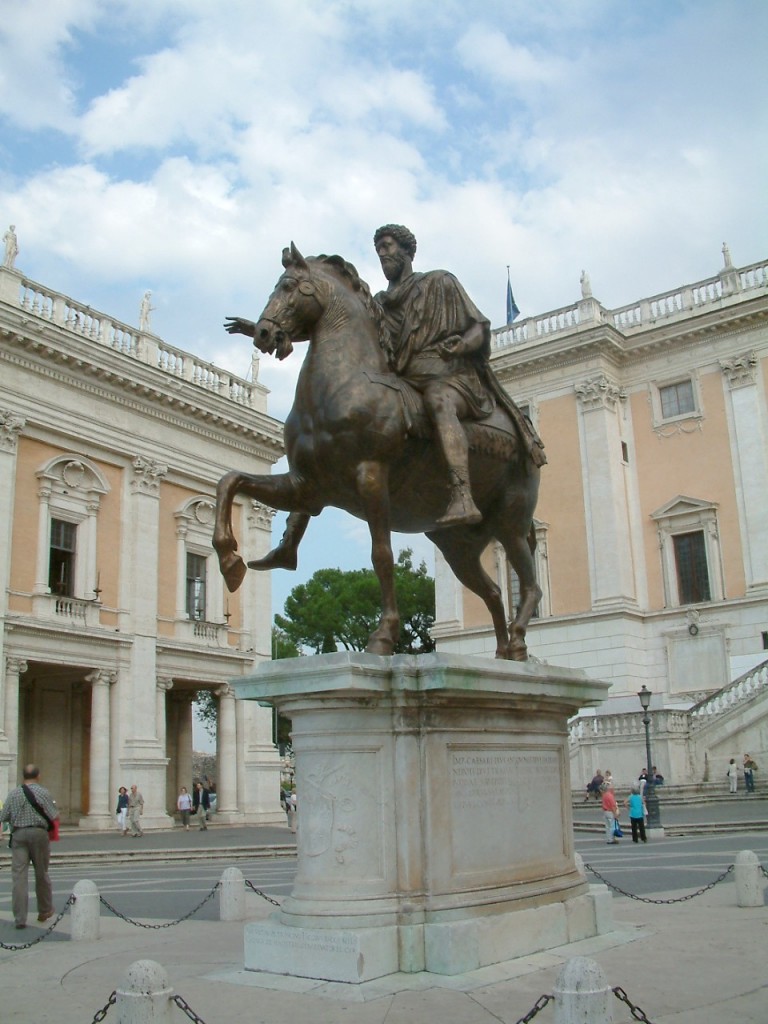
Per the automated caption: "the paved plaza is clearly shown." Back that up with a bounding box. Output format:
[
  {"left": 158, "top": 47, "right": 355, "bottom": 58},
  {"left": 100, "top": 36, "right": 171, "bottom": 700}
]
[{"left": 1, "top": 798, "right": 766, "bottom": 1022}]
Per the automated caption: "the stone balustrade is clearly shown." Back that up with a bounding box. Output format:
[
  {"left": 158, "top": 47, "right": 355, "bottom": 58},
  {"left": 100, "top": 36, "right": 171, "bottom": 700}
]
[
  {"left": 689, "top": 660, "right": 768, "bottom": 730},
  {"left": 568, "top": 709, "right": 689, "bottom": 744},
  {"left": 5, "top": 269, "right": 255, "bottom": 407},
  {"left": 491, "top": 257, "right": 768, "bottom": 351}
]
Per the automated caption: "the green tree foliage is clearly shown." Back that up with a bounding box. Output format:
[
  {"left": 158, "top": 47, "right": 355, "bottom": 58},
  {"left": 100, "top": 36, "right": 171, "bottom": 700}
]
[
  {"left": 275, "top": 549, "right": 435, "bottom": 655},
  {"left": 195, "top": 626, "right": 301, "bottom": 739}
]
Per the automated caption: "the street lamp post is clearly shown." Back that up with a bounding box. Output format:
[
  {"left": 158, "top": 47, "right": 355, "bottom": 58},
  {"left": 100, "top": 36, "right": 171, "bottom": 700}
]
[{"left": 637, "top": 685, "right": 662, "bottom": 829}]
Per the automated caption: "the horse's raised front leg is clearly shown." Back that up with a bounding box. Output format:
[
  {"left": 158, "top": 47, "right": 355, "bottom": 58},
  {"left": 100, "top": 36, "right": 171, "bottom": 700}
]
[
  {"left": 356, "top": 461, "right": 399, "bottom": 656},
  {"left": 213, "top": 471, "right": 307, "bottom": 592}
]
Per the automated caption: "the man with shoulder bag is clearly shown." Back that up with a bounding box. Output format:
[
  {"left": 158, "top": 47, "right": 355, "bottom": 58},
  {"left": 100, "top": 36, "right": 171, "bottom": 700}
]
[{"left": 0, "top": 764, "right": 59, "bottom": 929}]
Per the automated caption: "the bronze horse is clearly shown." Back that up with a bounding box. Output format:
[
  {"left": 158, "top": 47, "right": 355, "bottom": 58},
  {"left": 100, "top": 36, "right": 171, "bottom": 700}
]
[{"left": 213, "top": 244, "right": 541, "bottom": 660}]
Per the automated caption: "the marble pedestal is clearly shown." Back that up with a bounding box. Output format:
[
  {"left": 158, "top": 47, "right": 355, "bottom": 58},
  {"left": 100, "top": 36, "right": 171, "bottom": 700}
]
[{"left": 233, "top": 652, "right": 611, "bottom": 983}]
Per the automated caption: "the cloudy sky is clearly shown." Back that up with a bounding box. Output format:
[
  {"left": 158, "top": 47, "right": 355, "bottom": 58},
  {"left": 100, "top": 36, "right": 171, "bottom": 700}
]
[{"left": 2, "top": 0, "right": 767, "bottom": 628}]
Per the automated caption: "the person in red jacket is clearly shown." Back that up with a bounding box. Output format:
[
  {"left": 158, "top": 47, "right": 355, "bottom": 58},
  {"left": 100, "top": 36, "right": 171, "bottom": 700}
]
[{"left": 601, "top": 783, "right": 620, "bottom": 844}]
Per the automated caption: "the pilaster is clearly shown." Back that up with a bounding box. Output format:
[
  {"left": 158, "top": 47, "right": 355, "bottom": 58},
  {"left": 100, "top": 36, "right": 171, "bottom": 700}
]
[
  {"left": 720, "top": 352, "right": 768, "bottom": 594},
  {"left": 574, "top": 374, "right": 638, "bottom": 610},
  {"left": 1, "top": 657, "right": 28, "bottom": 791}
]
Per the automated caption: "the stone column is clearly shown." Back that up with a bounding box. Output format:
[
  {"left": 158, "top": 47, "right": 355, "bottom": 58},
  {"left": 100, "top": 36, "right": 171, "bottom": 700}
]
[
  {"left": 720, "top": 352, "right": 768, "bottom": 594},
  {"left": 575, "top": 374, "right": 639, "bottom": 609},
  {"left": 80, "top": 670, "right": 116, "bottom": 829},
  {"left": 175, "top": 694, "right": 195, "bottom": 792},
  {"left": 2, "top": 657, "right": 27, "bottom": 792},
  {"left": 0, "top": 413, "right": 25, "bottom": 794},
  {"left": 215, "top": 685, "right": 242, "bottom": 821},
  {"left": 156, "top": 677, "right": 173, "bottom": 815}
]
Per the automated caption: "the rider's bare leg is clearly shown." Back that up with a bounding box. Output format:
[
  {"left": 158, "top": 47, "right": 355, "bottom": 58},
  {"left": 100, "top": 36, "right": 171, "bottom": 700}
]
[
  {"left": 248, "top": 511, "right": 310, "bottom": 571},
  {"left": 423, "top": 384, "right": 482, "bottom": 528}
]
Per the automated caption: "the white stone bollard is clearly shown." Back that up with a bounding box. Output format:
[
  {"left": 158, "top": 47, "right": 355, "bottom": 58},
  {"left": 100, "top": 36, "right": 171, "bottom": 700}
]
[
  {"left": 287, "top": 807, "right": 297, "bottom": 833},
  {"left": 554, "top": 956, "right": 613, "bottom": 1024},
  {"left": 71, "top": 879, "right": 100, "bottom": 941},
  {"left": 735, "top": 850, "right": 764, "bottom": 907},
  {"left": 219, "top": 866, "right": 246, "bottom": 921},
  {"left": 116, "top": 960, "right": 173, "bottom": 1024}
]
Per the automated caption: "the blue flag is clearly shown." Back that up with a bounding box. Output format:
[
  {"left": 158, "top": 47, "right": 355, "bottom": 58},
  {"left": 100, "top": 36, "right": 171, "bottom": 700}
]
[{"left": 506, "top": 268, "right": 520, "bottom": 324}]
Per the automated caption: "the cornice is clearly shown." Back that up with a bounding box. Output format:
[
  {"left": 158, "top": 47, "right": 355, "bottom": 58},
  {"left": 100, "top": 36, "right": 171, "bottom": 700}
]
[
  {"left": 0, "top": 323, "right": 284, "bottom": 457},
  {"left": 0, "top": 344, "right": 284, "bottom": 463},
  {"left": 492, "top": 297, "right": 768, "bottom": 383}
]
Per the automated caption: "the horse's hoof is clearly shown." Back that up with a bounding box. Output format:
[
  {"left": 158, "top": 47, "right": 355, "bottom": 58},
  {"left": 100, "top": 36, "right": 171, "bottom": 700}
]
[
  {"left": 222, "top": 556, "right": 247, "bottom": 593},
  {"left": 508, "top": 640, "right": 528, "bottom": 662},
  {"left": 248, "top": 546, "right": 298, "bottom": 571}
]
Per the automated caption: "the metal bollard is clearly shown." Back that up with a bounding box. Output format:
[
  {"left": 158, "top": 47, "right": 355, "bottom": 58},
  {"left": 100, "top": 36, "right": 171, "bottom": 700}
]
[
  {"left": 71, "top": 879, "right": 100, "bottom": 941},
  {"left": 116, "top": 960, "right": 173, "bottom": 1024},
  {"left": 554, "top": 956, "right": 613, "bottom": 1024},
  {"left": 735, "top": 849, "right": 764, "bottom": 907},
  {"left": 219, "top": 866, "right": 246, "bottom": 921}
]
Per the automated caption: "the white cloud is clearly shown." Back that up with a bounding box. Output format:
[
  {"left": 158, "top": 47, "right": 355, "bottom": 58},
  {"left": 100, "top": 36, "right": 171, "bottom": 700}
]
[{"left": 456, "top": 26, "right": 565, "bottom": 87}]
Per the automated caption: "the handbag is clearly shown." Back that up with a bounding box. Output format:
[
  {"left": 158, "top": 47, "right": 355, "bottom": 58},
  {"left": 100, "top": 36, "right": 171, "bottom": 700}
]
[
  {"left": 613, "top": 819, "right": 623, "bottom": 838},
  {"left": 21, "top": 785, "right": 60, "bottom": 841}
]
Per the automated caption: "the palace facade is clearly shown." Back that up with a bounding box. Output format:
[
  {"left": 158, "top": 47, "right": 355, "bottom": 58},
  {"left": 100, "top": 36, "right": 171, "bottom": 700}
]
[
  {"left": 0, "top": 259, "right": 284, "bottom": 827},
  {"left": 433, "top": 246, "right": 768, "bottom": 787}
]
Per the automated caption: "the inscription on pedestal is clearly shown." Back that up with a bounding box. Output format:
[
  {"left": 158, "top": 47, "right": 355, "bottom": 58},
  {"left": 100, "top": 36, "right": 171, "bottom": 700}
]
[{"left": 449, "top": 747, "right": 564, "bottom": 875}]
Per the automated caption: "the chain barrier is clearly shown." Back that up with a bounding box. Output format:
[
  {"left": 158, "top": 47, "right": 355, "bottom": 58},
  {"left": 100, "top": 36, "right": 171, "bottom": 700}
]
[
  {"left": 98, "top": 882, "right": 221, "bottom": 928},
  {"left": 513, "top": 993, "right": 553, "bottom": 1023},
  {"left": 0, "top": 893, "right": 75, "bottom": 950},
  {"left": 90, "top": 990, "right": 116, "bottom": 1023},
  {"left": 584, "top": 861, "right": 734, "bottom": 903},
  {"left": 244, "top": 878, "right": 282, "bottom": 906},
  {"left": 613, "top": 985, "right": 657, "bottom": 1022},
  {"left": 172, "top": 993, "right": 210, "bottom": 1023},
  {"left": 760, "top": 863, "right": 768, "bottom": 880}
]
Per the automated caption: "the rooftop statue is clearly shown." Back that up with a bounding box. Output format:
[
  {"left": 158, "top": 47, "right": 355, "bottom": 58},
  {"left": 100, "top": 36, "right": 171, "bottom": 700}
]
[
  {"left": 213, "top": 228, "right": 545, "bottom": 660},
  {"left": 3, "top": 224, "right": 19, "bottom": 269}
]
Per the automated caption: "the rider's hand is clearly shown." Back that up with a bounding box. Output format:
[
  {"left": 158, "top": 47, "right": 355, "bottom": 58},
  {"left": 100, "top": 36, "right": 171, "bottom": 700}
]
[
  {"left": 224, "top": 316, "right": 257, "bottom": 338},
  {"left": 437, "top": 334, "right": 464, "bottom": 359}
]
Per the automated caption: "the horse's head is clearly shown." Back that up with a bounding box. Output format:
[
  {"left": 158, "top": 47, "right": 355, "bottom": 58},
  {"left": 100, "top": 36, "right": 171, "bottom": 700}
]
[{"left": 251, "top": 243, "right": 325, "bottom": 360}]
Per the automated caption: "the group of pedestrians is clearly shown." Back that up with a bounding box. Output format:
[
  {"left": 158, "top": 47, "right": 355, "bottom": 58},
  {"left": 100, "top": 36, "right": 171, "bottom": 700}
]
[
  {"left": 115, "top": 784, "right": 144, "bottom": 836},
  {"left": 115, "top": 780, "right": 215, "bottom": 833},
  {"left": 591, "top": 767, "right": 652, "bottom": 846},
  {"left": 727, "top": 754, "right": 758, "bottom": 794}
]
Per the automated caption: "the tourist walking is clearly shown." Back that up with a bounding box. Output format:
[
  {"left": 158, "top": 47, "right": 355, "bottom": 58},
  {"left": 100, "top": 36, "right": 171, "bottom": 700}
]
[
  {"left": 727, "top": 758, "right": 739, "bottom": 794},
  {"left": 115, "top": 786, "right": 129, "bottom": 834},
  {"left": 601, "top": 783, "right": 620, "bottom": 844},
  {"left": 127, "top": 784, "right": 144, "bottom": 836},
  {"left": 193, "top": 781, "right": 210, "bottom": 830},
  {"left": 0, "top": 765, "right": 58, "bottom": 929},
  {"left": 177, "top": 786, "right": 193, "bottom": 829},
  {"left": 624, "top": 785, "right": 647, "bottom": 843}
]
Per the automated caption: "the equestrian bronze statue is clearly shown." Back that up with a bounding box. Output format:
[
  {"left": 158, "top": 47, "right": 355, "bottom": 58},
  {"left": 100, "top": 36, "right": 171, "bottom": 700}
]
[{"left": 213, "top": 227, "right": 545, "bottom": 660}]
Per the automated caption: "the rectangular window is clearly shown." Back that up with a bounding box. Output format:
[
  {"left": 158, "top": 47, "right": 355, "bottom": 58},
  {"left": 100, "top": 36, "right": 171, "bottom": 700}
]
[
  {"left": 673, "top": 531, "right": 711, "bottom": 603},
  {"left": 186, "top": 553, "right": 207, "bottom": 621},
  {"left": 659, "top": 379, "right": 695, "bottom": 419},
  {"left": 49, "top": 518, "right": 77, "bottom": 596}
]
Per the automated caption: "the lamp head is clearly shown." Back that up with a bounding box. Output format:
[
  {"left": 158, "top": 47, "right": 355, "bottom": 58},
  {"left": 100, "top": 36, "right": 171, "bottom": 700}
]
[{"left": 637, "top": 685, "right": 652, "bottom": 711}]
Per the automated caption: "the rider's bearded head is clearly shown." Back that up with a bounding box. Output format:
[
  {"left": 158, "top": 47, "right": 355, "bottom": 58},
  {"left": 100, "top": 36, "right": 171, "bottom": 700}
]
[{"left": 374, "top": 225, "right": 417, "bottom": 284}]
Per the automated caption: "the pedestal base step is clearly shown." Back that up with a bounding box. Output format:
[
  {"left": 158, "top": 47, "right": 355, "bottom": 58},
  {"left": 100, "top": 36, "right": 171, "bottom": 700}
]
[{"left": 244, "top": 886, "right": 613, "bottom": 984}]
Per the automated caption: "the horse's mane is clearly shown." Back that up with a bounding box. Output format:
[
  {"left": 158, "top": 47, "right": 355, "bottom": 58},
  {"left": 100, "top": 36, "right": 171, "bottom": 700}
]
[{"left": 313, "top": 254, "right": 391, "bottom": 361}]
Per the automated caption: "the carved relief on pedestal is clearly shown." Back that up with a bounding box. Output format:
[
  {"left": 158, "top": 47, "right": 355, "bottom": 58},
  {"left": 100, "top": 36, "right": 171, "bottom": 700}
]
[{"left": 303, "top": 761, "right": 358, "bottom": 864}]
